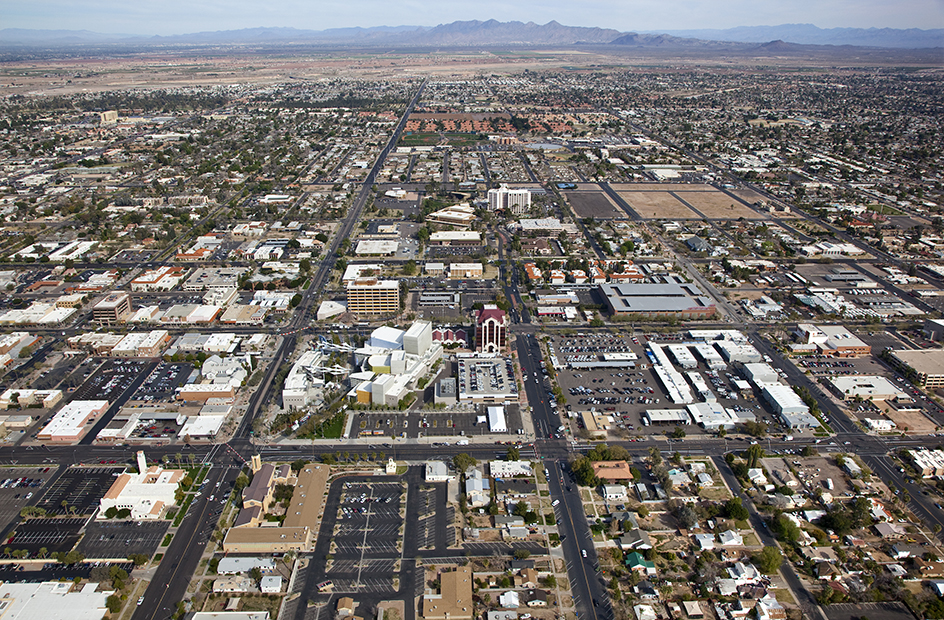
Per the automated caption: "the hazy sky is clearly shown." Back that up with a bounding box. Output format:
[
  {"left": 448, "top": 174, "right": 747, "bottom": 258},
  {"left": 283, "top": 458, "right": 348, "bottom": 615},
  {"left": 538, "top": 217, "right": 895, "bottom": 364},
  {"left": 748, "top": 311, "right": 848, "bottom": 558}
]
[{"left": 4, "top": 0, "right": 944, "bottom": 35}]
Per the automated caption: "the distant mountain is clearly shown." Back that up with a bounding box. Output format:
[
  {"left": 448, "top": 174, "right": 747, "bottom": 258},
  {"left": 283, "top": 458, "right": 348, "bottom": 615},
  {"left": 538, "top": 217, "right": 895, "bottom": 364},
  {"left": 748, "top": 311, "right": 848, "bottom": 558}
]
[
  {"left": 0, "top": 20, "right": 941, "bottom": 50},
  {"left": 650, "top": 23, "right": 944, "bottom": 49}
]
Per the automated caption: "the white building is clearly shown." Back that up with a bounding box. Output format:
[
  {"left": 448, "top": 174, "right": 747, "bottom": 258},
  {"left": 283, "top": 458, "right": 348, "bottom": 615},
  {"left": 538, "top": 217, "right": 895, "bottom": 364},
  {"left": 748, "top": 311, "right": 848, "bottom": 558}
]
[
  {"left": 0, "top": 581, "right": 114, "bottom": 620},
  {"left": 425, "top": 461, "right": 455, "bottom": 482},
  {"left": 99, "top": 451, "right": 184, "bottom": 519},
  {"left": 488, "top": 184, "right": 531, "bottom": 214},
  {"left": 489, "top": 460, "right": 533, "bottom": 478}
]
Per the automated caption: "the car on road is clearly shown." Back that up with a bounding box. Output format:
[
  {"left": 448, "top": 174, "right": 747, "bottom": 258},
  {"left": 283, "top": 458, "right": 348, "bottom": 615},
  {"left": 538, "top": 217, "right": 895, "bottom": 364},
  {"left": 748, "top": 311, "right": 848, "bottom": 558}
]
[{"left": 582, "top": 549, "right": 587, "bottom": 558}]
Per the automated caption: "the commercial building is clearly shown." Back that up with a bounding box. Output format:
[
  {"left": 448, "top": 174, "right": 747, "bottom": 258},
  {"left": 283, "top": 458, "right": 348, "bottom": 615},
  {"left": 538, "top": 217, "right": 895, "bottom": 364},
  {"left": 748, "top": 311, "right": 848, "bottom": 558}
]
[
  {"left": 449, "top": 263, "right": 484, "bottom": 279},
  {"left": 100, "top": 451, "right": 184, "bottom": 519},
  {"left": 92, "top": 292, "right": 132, "bottom": 325},
  {"left": 592, "top": 461, "right": 634, "bottom": 483},
  {"left": 131, "top": 266, "right": 187, "bottom": 292},
  {"left": 427, "top": 203, "right": 477, "bottom": 228},
  {"left": 887, "top": 349, "right": 944, "bottom": 388},
  {"left": 423, "top": 566, "right": 474, "bottom": 620},
  {"left": 37, "top": 400, "right": 109, "bottom": 443},
  {"left": 429, "top": 231, "right": 482, "bottom": 246},
  {"left": 600, "top": 283, "right": 716, "bottom": 319},
  {"left": 794, "top": 324, "right": 871, "bottom": 357},
  {"left": 0, "top": 389, "right": 62, "bottom": 409},
  {"left": 346, "top": 277, "right": 400, "bottom": 315},
  {"left": 182, "top": 267, "right": 247, "bottom": 292},
  {"left": 829, "top": 376, "right": 907, "bottom": 401},
  {"left": 761, "top": 384, "right": 819, "bottom": 429},
  {"left": 0, "top": 581, "right": 114, "bottom": 620},
  {"left": 475, "top": 305, "right": 507, "bottom": 354},
  {"left": 177, "top": 384, "right": 236, "bottom": 403},
  {"left": 488, "top": 185, "right": 531, "bottom": 214},
  {"left": 355, "top": 240, "right": 399, "bottom": 256},
  {"left": 110, "top": 330, "right": 172, "bottom": 357}
]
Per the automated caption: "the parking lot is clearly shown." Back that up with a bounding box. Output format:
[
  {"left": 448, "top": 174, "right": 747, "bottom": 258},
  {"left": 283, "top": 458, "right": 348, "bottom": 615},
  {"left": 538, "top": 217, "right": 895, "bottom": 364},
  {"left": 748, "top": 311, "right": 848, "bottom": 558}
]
[
  {"left": 549, "top": 333, "right": 771, "bottom": 436},
  {"left": 5, "top": 517, "right": 87, "bottom": 555},
  {"left": 77, "top": 520, "right": 169, "bottom": 559},
  {"left": 323, "top": 479, "right": 407, "bottom": 593},
  {"left": 0, "top": 467, "right": 56, "bottom": 531},
  {"left": 36, "top": 466, "right": 122, "bottom": 517},
  {"left": 71, "top": 359, "right": 152, "bottom": 402},
  {"left": 130, "top": 362, "right": 195, "bottom": 403},
  {"left": 355, "top": 404, "right": 523, "bottom": 440}
]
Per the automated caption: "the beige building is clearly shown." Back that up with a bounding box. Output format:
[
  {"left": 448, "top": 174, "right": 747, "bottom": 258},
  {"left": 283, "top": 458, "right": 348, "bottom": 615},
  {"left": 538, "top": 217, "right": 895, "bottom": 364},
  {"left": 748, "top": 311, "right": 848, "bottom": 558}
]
[
  {"left": 92, "top": 293, "right": 132, "bottom": 325},
  {"left": 346, "top": 278, "right": 400, "bottom": 315},
  {"left": 423, "top": 566, "right": 474, "bottom": 620}
]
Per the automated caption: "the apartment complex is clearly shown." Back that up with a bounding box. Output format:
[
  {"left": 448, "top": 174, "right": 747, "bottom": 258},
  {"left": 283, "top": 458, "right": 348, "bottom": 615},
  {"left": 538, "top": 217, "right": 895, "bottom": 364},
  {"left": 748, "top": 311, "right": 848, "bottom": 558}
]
[{"left": 487, "top": 184, "right": 531, "bottom": 214}]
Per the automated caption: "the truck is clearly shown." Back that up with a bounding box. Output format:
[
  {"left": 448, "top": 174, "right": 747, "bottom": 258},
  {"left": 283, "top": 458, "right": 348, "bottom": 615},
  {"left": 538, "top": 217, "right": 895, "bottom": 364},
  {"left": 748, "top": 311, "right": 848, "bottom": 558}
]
[
  {"left": 785, "top": 435, "right": 794, "bottom": 441},
  {"left": 456, "top": 439, "right": 469, "bottom": 446},
  {"left": 825, "top": 478, "right": 834, "bottom": 490}
]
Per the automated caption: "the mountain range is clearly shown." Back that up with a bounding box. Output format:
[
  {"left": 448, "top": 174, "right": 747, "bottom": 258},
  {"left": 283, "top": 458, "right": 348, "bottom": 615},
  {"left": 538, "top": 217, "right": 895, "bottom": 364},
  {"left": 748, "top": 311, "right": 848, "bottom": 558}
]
[{"left": 0, "top": 20, "right": 941, "bottom": 50}]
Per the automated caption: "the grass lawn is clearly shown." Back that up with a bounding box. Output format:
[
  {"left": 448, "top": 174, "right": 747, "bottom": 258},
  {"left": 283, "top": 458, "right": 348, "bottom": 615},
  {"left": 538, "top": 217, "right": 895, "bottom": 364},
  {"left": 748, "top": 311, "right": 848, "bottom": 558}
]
[{"left": 774, "top": 588, "right": 796, "bottom": 604}]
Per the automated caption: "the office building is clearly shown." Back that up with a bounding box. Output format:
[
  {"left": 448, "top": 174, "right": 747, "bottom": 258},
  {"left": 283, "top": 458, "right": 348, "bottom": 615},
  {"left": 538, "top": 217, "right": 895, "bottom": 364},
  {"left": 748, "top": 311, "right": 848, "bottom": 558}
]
[
  {"left": 346, "top": 277, "right": 400, "bottom": 315},
  {"left": 92, "top": 292, "right": 132, "bottom": 325},
  {"left": 475, "top": 305, "right": 507, "bottom": 354}
]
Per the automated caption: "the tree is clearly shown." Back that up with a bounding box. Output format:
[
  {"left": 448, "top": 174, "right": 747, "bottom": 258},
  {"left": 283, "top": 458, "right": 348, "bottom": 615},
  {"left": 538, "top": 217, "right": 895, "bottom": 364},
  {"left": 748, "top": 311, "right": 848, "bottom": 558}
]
[
  {"left": 669, "top": 426, "right": 686, "bottom": 439},
  {"left": 514, "top": 549, "right": 531, "bottom": 560},
  {"left": 179, "top": 475, "right": 193, "bottom": 490},
  {"left": 569, "top": 456, "right": 598, "bottom": 487},
  {"left": 745, "top": 444, "right": 765, "bottom": 468},
  {"left": 106, "top": 594, "right": 122, "bottom": 614},
  {"left": 453, "top": 453, "right": 477, "bottom": 474},
  {"left": 117, "top": 508, "right": 131, "bottom": 519},
  {"left": 506, "top": 446, "right": 520, "bottom": 461},
  {"left": 234, "top": 472, "right": 250, "bottom": 492},
  {"left": 753, "top": 546, "right": 783, "bottom": 574},
  {"left": 724, "top": 497, "right": 750, "bottom": 521},
  {"left": 291, "top": 459, "right": 309, "bottom": 473},
  {"left": 636, "top": 505, "right": 650, "bottom": 519},
  {"left": 104, "top": 507, "right": 118, "bottom": 519},
  {"left": 671, "top": 501, "right": 698, "bottom": 529},
  {"left": 249, "top": 566, "right": 263, "bottom": 583},
  {"left": 402, "top": 260, "right": 417, "bottom": 276}
]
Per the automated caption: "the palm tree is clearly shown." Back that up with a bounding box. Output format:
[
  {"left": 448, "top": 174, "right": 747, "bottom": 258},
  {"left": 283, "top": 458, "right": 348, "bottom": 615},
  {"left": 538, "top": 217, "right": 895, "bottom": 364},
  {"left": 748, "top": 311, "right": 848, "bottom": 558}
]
[{"left": 38, "top": 547, "right": 48, "bottom": 559}]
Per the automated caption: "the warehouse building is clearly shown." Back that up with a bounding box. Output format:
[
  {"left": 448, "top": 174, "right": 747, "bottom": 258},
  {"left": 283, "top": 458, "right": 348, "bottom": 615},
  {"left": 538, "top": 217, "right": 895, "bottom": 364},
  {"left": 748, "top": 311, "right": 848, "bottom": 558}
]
[{"left": 601, "top": 283, "right": 716, "bottom": 319}]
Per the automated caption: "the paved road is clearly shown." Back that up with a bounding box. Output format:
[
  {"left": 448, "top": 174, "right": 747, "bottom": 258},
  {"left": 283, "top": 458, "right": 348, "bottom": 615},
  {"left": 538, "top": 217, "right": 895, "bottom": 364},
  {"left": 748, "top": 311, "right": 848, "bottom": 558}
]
[
  {"left": 133, "top": 461, "right": 238, "bottom": 620},
  {"left": 713, "top": 456, "right": 827, "bottom": 620}
]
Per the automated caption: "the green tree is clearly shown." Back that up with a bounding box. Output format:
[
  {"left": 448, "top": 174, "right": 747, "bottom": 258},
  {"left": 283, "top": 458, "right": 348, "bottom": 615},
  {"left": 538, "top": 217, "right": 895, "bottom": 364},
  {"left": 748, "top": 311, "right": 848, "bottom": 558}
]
[
  {"left": 453, "top": 453, "right": 477, "bottom": 474},
  {"left": 745, "top": 444, "right": 765, "bottom": 468},
  {"left": 753, "top": 546, "right": 783, "bottom": 574},
  {"left": 402, "top": 260, "right": 417, "bottom": 276},
  {"left": 104, "top": 507, "right": 118, "bottom": 519},
  {"left": 724, "top": 497, "right": 749, "bottom": 521},
  {"left": 506, "top": 446, "right": 520, "bottom": 461},
  {"left": 106, "top": 594, "right": 122, "bottom": 614}
]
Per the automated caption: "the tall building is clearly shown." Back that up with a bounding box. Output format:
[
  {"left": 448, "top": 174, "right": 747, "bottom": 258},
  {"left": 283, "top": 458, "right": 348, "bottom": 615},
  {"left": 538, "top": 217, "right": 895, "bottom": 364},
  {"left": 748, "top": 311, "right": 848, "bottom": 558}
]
[
  {"left": 488, "top": 184, "right": 531, "bottom": 214},
  {"left": 92, "top": 292, "right": 132, "bottom": 325},
  {"left": 475, "top": 304, "right": 507, "bottom": 353},
  {"left": 346, "top": 277, "right": 400, "bottom": 315}
]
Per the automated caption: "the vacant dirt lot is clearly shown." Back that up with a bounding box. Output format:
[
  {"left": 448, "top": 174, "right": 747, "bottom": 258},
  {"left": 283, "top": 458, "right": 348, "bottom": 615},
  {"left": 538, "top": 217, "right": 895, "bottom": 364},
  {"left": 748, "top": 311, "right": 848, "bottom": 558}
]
[
  {"left": 565, "top": 191, "right": 625, "bottom": 218},
  {"left": 884, "top": 408, "right": 936, "bottom": 434},
  {"left": 617, "top": 191, "right": 699, "bottom": 219},
  {"left": 679, "top": 190, "right": 767, "bottom": 219}
]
